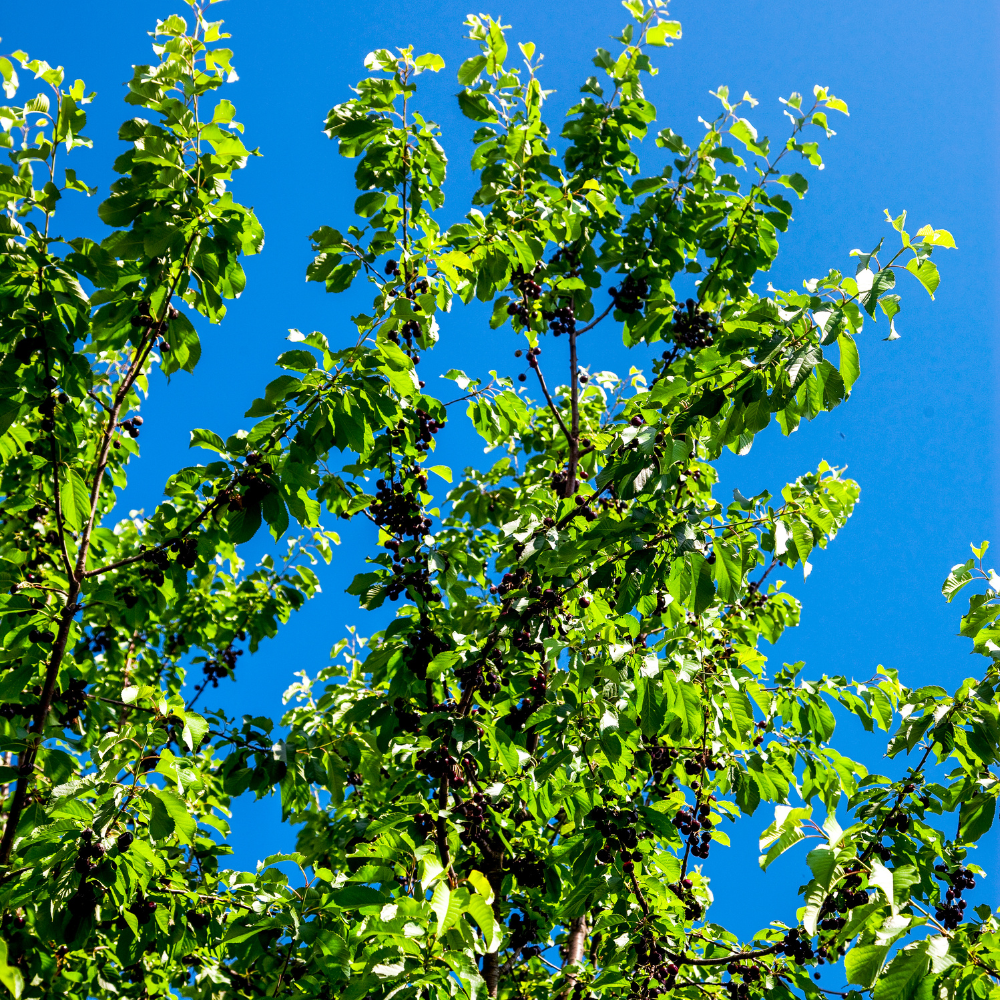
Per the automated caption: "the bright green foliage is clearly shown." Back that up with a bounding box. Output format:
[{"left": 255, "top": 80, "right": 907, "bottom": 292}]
[{"left": 0, "top": 4, "right": 995, "bottom": 1000}]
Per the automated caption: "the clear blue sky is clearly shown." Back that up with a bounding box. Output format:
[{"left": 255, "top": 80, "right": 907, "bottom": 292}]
[{"left": 4, "top": 0, "right": 998, "bottom": 937}]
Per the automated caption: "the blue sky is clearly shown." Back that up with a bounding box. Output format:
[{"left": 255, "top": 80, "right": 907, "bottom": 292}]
[{"left": 4, "top": 0, "right": 998, "bottom": 941}]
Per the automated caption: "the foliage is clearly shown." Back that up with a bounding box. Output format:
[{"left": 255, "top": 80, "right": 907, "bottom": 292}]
[{"left": 0, "top": 4, "right": 995, "bottom": 1000}]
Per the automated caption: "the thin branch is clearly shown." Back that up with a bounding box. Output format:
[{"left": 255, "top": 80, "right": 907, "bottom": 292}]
[
  {"left": 532, "top": 359, "right": 572, "bottom": 444},
  {"left": 575, "top": 299, "right": 615, "bottom": 336}
]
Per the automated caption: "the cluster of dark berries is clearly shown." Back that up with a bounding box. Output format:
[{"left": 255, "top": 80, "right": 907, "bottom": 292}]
[
  {"left": 36, "top": 393, "right": 67, "bottom": 432},
  {"left": 644, "top": 739, "right": 678, "bottom": 782},
  {"left": 58, "top": 678, "right": 88, "bottom": 726},
  {"left": 668, "top": 878, "right": 702, "bottom": 921},
  {"left": 510, "top": 856, "right": 545, "bottom": 888},
  {"left": 130, "top": 300, "right": 179, "bottom": 351},
  {"left": 515, "top": 345, "right": 543, "bottom": 382},
  {"left": 455, "top": 791, "right": 489, "bottom": 847},
  {"left": 129, "top": 894, "right": 158, "bottom": 925},
  {"left": 817, "top": 897, "right": 848, "bottom": 934},
  {"left": 228, "top": 459, "right": 275, "bottom": 511},
  {"left": 456, "top": 655, "right": 500, "bottom": 702},
  {"left": 514, "top": 268, "right": 542, "bottom": 300},
  {"left": 828, "top": 861, "right": 869, "bottom": 914},
  {"left": 86, "top": 628, "right": 116, "bottom": 654},
  {"left": 68, "top": 878, "right": 100, "bottom": 918},
  {"left": 0, "top": 702, "right": 34, "bottom": 721},
  {"left": 935, "top": 864, "right": 974, "bottom": 929},
  {"left": 673, "top": 800, "right": 713, "bottom": 859},
  {"left": 28, "top": 626, "right": 54, "bottom": 644},
  {"left": 774, "top": 926, "right": 814, "bottom": 964},
  {"left": 393, "top": 698, "right": 422, "bottom": 735},
  {"left": 630, "top": 931, "right": 679, "bottom": 997},
  {"left": 870, "top": 838, "right": 893, "bottom": 862},
  {"left": 244, "top": 451, "right": 273, "bottom": 475},
  {"left": 13, "top": 335, "right": 45, "bottom": 365},
  {"left": 74, "top": 827, "right": 106, "bottom": 875},
  {"left": 572, "top": 494, "right": 598, "bottom": 523},
  {"left": 188, "top": 910, "right": 212, "bottom": 929},
  {"left": 139, "top": 547, "right": 171, "bottom": 588},
  {"left": 889, "top": 809, "right": 911, "bottom": 833},
  {"left": 744, "top": 581, "right": 769, "bottom": 609},
  {"left": 115, "top": 585, "right": 139, "bottom": 609},
  {"left": 683, "top": 750, "right": 719, "bottom": 777},
  {"left": 493, "top": 567, "right": 528, "bottom": 597},
  {"left": 413, "top": 811, "right": 436, "bottom": 840},
  {"left": 415, "top": 747, "right": 459, "bottom": 782},
  {"left": 610, "top": 275, "right": 650, "bottom": 315},
  {"left": 526, "top": 584, "right": 559, "bottom": 610},
  {"left": 671, "top": 299, "right": 718, "bottom": 351},
  {"left": 508, "top": 912, "right": 541, "bottom": 953},
  {"left": 507, "top": 300, "right": 533, "bottom": 325},
  {"left": 385, "top": 552, "right": 440, "bottom": 605},
  {"left": 118, "top": 415, "right": 143, "bottom": 439},
  {"left": 507, "top": 673, "right": 547, "bottom": 732},
  {"left": 203, "top": 643, "right": 242, "bottom": 688},
  {"left": 373, "top": 476, "right": 430, "bottom": 539},
  {"left": 506, "top": 268, "right": 542, "bottom": 324},
  {"left": 414, "top": 409, "right": 443, "bottom": 453},
  {"left": 510, "top": 627, "right": 543, "bottom": 656},
  {"left": 170, "top": 536, "right": 198, "bottom": 569},
  {"left": 543, "top": 303, "right": 576, "bottom": 337},
  {"left": 403, "top": 627, "right": 448, "bottom": 681},
  {"left": 129, "top": 301, "right": 155, "bottom": 329},
  {"left": 550, "top": 467, "right": 572, "bottom": 495},
  {"left": 384, "top": 259, "right": 400, "bottom": 277},
  {"left": 590, "top": 805, "right": 642, "bottom": 870},
  {"left": 392, "top": 319, "right": 421, "bottom": 347},
  {"left": 724, "top": 959, "right": 765, "bottom": 999}
]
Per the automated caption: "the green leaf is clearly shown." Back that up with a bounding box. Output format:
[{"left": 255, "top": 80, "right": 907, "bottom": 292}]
[
  {"left": 838, "top": 333, "right": 860, "bottom": 392},
  {"left": 457, "top": 55, "right": 487, "bottom": 86},
  {"left": 758, "top": 805, "right": 809, "bottom": 870},
  {"left": 181, "top": 712, "right": 209, "bottom": 751},
  {"left": 905, "top": 258, "right": 940, "bottom": 298},
  {"left": 0, "top": 939, "right": 23, "bottom": 999},
  {"left": 942, "top": 559, "right": 974, "bottom": 603},
  {"left": 845, "top": 945, "right": 889, "bottom": 988},
  {"left": 151, "top": 788, "right": 197, "bottom": 844},
  {"left": 646, "top": 21, "right": 682, "bottom": 45},
  {"left": 147, "top": 791, "right": 176, "bottom": 841},
  {"left": 457, "top": 91, "right": 498, "bottom": 123},
  {"left": 464, "top": 894, "right": 501, "bottom": 951},
  {"left": 561, "top": 876, "right": 609, "bottom": 920},
  {"left": 958, "top": 793, "right": 995, "bottom": 842},
  {"left": 227, "top": 502, "right": 262, "bottom": 544},
  {"left": 872, "top": 942, "right": 930, "bottom": 1000},
  {"left": 431, "top": 881, "right": 452, "bottom": 936},
  {"left": 59, "top": 468, "right": 91, "bottom": 534},
  {"left": 190, "top": 428, "right": 228, "bottom": 454}
]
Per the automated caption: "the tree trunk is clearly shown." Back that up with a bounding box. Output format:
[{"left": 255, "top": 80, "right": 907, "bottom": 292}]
[
  {"left": 557, "top": 916, "right": 588, "bottom": 998},
  {"left": 483, "top": 950, "right": 500, "bottom": 997}
]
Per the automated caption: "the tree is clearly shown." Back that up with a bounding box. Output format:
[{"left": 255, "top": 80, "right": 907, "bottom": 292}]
[{"left": 0, "top": 3, "right": 995, "bottom": 1000}]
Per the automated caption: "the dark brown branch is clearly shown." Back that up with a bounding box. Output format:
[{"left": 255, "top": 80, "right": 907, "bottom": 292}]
[
  {"left": 566, "top": 324, "right": 581, "bottom": 496},
  {"left": 668, "top": 943, "right": 781, "bottom": 967},
  {"left": 532, "top": 359, "right": 572, "bottom": 444},
  {"left": 83, "top": 495, "right": 223, "bottom": 578},
  {"left": 575, "top": 299, "right": 615, "bottom": 336}
]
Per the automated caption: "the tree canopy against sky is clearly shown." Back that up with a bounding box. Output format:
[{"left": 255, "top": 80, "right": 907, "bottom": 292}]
[{"left": 0, "top": 3, "right": 998, "bottom": 1000}]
